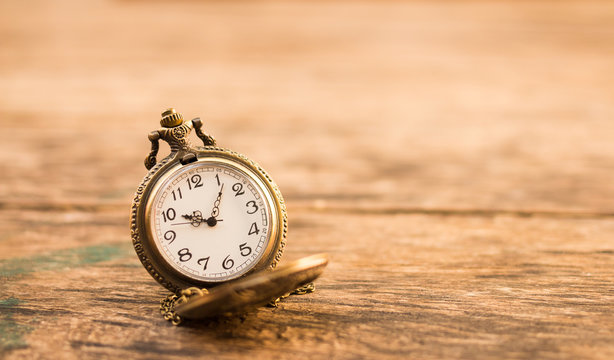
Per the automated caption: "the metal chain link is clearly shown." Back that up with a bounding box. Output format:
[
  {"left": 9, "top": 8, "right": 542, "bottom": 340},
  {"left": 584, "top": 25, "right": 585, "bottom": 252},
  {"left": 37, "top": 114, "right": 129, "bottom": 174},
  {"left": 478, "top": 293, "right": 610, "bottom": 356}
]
[
  {"left": 267, "top": 282, "right": 316, "bottom": 308},
  {"left": 160, "top": 283, "right": 315, "bottom": 326},
  {"left": 160, "top": 287, "right": 209, "bottom": 326}
]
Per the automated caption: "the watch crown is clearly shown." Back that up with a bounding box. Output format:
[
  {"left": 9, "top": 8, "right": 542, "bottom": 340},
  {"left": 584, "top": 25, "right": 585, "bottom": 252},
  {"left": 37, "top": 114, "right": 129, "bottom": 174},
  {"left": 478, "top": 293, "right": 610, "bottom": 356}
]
[{"left": 160, "top": 108, "right": 184, "bottom": 128}]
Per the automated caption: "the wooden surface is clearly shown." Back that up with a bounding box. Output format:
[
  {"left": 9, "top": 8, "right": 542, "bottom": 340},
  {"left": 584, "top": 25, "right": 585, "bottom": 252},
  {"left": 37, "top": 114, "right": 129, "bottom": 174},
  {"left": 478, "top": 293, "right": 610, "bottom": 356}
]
[{"left": 1, "top": 0, "right": 614, "bottom": 359}]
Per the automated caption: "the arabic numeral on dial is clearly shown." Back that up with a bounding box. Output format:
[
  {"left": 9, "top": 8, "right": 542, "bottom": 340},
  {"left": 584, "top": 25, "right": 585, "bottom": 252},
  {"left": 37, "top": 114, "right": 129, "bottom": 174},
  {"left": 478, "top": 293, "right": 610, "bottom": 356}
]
[
  {"left": 239, "top": 243, "right": 252, "bottom": 256},
  {"left": 171, "top": 188, "right": 182, "bottom": 201},
  {"left": 186, "top": 174, "right": 203, "bottom": 190},
  {"left": 248, "top": 222, "right": 260, "bottom": 235},
  {"left": 246, "top": 200, "right": 258, "bottom": 214},
  {"left": 222, "top": 255, "right": 234, "bottom": 270},
  {"left": 197, "top": 257, "right": 210, "bottom": 270},
  {"left": 163, "top": 230, "right": 176, "bottom": 244},
  {"left": 178, "top": 248, "right": 192, "bottom": 262},
  {"left": 232, "top": 182, "right": 245, "bottom": 196},
  {"left": 161, "top": 208, "right": 176, "bottom": 222}
]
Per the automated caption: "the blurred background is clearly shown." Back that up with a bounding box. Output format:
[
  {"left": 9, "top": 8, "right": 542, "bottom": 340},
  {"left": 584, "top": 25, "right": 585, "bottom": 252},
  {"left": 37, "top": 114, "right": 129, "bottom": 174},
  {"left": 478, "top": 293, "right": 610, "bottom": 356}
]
[{"left": 1, "top": 0, "right": 613, "bottom": 213}]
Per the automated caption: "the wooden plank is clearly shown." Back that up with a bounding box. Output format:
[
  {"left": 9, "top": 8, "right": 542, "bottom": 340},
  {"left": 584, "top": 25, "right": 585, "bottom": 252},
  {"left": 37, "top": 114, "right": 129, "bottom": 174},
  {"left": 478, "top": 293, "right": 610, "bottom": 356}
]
[{"left": 2, "top": 209, "right": 614, "bottom": 359}]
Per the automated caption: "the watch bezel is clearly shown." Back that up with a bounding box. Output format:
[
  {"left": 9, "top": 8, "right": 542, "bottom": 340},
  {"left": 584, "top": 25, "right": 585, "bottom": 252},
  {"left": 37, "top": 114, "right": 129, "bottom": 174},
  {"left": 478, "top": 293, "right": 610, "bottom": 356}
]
[{"left": 130, "top": 147, "right": 287, "bottom": 294}]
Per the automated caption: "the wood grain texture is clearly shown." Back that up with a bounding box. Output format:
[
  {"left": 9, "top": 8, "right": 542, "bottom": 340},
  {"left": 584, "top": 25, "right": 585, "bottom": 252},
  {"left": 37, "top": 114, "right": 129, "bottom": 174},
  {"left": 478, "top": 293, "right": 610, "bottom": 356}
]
[{"left": 1, "top": 0, "right": 613, "bottom": 359}]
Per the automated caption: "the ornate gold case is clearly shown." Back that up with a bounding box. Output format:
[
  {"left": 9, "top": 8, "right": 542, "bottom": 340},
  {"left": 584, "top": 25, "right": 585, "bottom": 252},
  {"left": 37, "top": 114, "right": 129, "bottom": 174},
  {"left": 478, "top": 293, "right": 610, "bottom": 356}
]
[{"left": 130, "top": 147, "right": 287, "bottom": 294}]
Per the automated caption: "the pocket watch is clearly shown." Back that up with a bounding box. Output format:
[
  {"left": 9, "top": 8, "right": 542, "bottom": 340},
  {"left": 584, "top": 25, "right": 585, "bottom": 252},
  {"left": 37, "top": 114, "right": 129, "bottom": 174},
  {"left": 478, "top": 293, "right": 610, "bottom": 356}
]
[{"left": 130, "top": 108, "right": 327, "bottom": 325}]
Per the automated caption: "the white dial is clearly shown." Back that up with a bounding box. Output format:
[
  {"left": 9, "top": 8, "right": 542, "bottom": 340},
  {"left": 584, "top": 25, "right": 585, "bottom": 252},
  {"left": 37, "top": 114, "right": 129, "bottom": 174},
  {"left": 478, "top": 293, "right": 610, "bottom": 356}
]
[{"left": 148, "top": 160, "right": 272, "bottom": 282}]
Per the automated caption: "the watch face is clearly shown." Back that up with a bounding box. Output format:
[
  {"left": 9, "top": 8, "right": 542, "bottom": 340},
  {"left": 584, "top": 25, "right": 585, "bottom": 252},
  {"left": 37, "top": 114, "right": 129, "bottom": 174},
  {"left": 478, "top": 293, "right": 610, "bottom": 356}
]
[{"left": 146, "top": 159, "right": 275, "bottom": 282}]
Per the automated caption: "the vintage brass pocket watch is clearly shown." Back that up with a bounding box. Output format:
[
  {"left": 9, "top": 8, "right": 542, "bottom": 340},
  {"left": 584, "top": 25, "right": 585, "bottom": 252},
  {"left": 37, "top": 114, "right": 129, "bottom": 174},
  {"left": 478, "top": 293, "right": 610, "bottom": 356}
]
[{"left": 130, "top": 108, "right": 327, "bottom": 325}]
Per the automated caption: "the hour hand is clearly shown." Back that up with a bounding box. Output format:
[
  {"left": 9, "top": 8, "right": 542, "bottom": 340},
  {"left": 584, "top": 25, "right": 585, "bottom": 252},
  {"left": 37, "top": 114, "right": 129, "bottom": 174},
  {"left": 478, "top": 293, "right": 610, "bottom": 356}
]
[
  {"left": 181, "top": 211, "right": 204, "bottom": 227},
  {"left": 176, "top": 210, "right": 223, "bottom": 228}
]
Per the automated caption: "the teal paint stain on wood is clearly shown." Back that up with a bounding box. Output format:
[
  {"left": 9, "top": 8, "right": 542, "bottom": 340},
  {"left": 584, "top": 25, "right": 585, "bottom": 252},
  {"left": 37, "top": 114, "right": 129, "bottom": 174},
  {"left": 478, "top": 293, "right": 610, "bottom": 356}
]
[
  {"left": 0, "top": 244, "right": 133, "bottom": 352},
  {"left": 0, "top": 297, "right": 33, "bottom": 352},
  {"left": 0, "top": 243, "right": 133, "bottom": 278}
]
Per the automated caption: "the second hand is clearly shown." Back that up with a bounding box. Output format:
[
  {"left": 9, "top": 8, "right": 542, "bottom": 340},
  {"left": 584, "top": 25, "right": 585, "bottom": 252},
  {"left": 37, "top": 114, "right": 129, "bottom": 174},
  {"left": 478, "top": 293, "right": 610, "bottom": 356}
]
[{"left": 172, "top": 219, "right": 224, "bottom": 226}]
